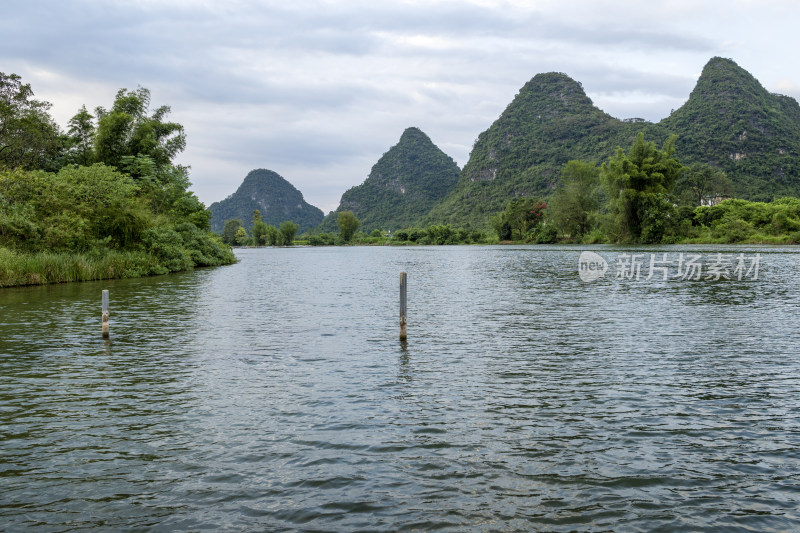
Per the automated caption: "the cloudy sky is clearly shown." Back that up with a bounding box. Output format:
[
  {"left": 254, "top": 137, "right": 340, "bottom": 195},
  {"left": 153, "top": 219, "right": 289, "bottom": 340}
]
[{"left": 2, "top": 0, "right": 799, "bottom": 213}]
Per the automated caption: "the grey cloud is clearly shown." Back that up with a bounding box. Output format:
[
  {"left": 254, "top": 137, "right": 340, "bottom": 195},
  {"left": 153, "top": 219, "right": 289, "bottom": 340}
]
[{"left": 2, "top": 0, "right": 790, "bottom": 211}]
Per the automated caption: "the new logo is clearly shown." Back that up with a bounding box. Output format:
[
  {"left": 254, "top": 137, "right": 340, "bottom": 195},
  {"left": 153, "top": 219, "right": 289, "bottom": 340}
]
[{"left": 578, "top": 251, "right": 608, "bottom": 282}]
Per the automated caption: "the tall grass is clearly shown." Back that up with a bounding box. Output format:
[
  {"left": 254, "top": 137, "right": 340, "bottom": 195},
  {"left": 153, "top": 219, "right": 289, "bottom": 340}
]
[{"left": 0, "top": 247, "right": 163, "bottom": 288}]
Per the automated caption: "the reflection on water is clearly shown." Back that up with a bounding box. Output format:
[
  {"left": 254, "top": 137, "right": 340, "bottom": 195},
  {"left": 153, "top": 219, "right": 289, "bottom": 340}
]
[{"left": 1, "top": 245, "right": 799, "bottom": 532}]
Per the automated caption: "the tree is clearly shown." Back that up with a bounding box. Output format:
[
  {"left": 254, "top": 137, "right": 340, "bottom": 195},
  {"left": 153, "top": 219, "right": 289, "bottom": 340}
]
[
  {"left": 251, "top": 220, "right": 269, "bottom": 246},
  {"left": 221, "top": 219, "right": 243, "bottom": 245},
  {"left": 601, "top": 133, "right": 684, "bottom": 243},
  {"left": 250, "top": 210, "right": 268, "bottom": 246},
  {"left": 675, "top": 163, "right": 734, "bottom": 206},
  {"left": 337, "top": 210, "right": 360, "bottom": 241},
  {"left": 0, "top": 72, "right": 62, "bottom": 170},
  {"left": 66, "top": 105, "right": 95, "bottom": 166},
  {"left": 234, "top": 226, "right": 249, "bottom": 245},
  {"left": 94, "top": 87, "right": 185, "bottom": 172},
  {"left": 278, "top": 220, "right": 299, "bottom": 245},
  {"left": 263, "top": 224, "right": 279, "bottom": 246},
  {"left": 550, "top": 160, "right": 601, "bottom": 239},
  {"left": 491, "top": 198, "right": 547, "bottom": 240}
]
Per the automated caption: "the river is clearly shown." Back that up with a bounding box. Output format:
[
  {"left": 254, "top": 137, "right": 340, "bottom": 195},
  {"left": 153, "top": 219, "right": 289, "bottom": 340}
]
[{"left": 1, "top": 245, "right": 799, "bottom": 532}]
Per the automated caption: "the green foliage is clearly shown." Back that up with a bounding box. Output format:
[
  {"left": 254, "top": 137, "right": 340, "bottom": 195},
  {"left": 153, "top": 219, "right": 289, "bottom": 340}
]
[
  {"left": 208, "top": 169, "right": 323, "bottom": 233},
  {"left": 381, "top": 225, "right": 487, "bottom": 245},
  {"left": 0, "top": 72, "right": 62, "bottom": 171},
  {"left": 0, "top": 79, "right": 235, "bottom": 287},
  {"left": 674, "top": 163, "right": 733, "bottom": 206},
  {"left": 530, "top": 223, "right": 559, "bottom": 244},
  {"left": 422, "top": 58, "right": 800, "bottom": 228},
  {"left": 263, "top": 224, "right": 279, "bottom": 246},
  {"left": 307, "top": 232, "right": 337, "bottom": 246},
  {"left": 661, "top": 57, "right": 800, "bottom": 202},
  {"left": 691, "top": 197, "right": 800, "bottom": 243},
  {"left": 142, "top": 226, "right": 193, "bottom": 273},
  {"left": 491, "top": 198, "right": 548, "bottom": 240},
  {"left": 173, "top": 222, "right": 234, "bottom": 266},
  {"left": 221, "top": 219, "right": 243, "bottom": 245},
  {"left": 251, "top": 218, "right": 269, "bottom": 246},
  {"left": 424, "top": 72, "right": 666, "bottom": 228},
  {"left": 337, "top": 210, "right": 360, "bottom": 241},
  {"left": 278, "top": 221, "right": 299, "bottom": 245},
  {"left": 0, "top": 246, "right": 161, "bottom": 287},
  {"left": 94, "top": 87, "right": 185, "bottom": 171},
  {"left": 303, "top": 224, "right": 487, "bottom": 246},
  {"left": 234, "top": 226, "right": 248, "bottom": 246},
  {"left": 549, "top": 160, "right": 602, "bottom": 239},
  {"left": 0, "top": 164, "right": 234, "bottom": 280},
  {"left": 65, "top": 105, "right": 96, "bottom": 166},
  {"left": 426, "top": 225, "right": 455, "bottom": 245},
  {"left": 601, "top": 133, "right": 684, "bottom": 243}
]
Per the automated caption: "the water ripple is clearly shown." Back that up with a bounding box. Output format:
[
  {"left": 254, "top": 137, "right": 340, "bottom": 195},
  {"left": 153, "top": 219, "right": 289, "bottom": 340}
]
[{"left": 1, "top": 245, "right": 799, "bottom": 531}]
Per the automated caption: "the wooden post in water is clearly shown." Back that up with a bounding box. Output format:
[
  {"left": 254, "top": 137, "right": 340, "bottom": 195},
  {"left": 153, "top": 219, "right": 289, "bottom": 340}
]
[
  {"left": 399, "top": 272, "right": 407, "bottom": 341},
  {"left": 102, "top": 290, "right": 110, "bottom": 339}
]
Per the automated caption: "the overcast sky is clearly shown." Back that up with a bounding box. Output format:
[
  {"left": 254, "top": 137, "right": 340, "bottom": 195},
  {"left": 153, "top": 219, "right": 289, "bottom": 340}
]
[{"left": 3, "top": 0, "right": 799, "bottom": 213}]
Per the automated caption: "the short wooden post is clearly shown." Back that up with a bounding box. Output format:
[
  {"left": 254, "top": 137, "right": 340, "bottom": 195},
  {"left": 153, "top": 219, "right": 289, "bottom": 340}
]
[
  {"left": 102, "top": 290, "right": 110, "bottom": 339},
  {"left": 399, "top": 272, "right": 407, "bottom": 340}
]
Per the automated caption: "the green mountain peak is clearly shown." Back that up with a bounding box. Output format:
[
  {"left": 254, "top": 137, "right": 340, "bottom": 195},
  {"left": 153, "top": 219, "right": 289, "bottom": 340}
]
[
  {"left": 321, "top": 127, "right": 460, "bottom": 231},
  {"left": 209, "top": 168, "right": 323, "bottom": 233},
  {"left": 423, "top": 71, "right": 646, "bottom": 226},
  {"left": 662, "top": 57, "right": 800, "bottom": 200}
]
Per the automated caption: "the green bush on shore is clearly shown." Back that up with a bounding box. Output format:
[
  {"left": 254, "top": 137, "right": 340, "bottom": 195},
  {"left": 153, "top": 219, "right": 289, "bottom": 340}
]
[{"left": 0, "top": 77, "right": 236, "bottom": 288}]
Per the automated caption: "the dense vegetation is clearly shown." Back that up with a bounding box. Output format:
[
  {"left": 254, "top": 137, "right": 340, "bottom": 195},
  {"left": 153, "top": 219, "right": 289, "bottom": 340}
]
[
  {"left": 209, "top": 57, "right": 799, "bottom": 241},
  {"left": 208, "top": 169, "right": 323, "bottom": 233},
  {"left": 661, "top": 57, "right": 800, "bottom": 202},
  {"left": 487, "top": 134, "right": 800, "bottom": 245},
  {"left": 220, "top": 133, "right": 800, "bottom": 248},
  {"left": 6, "top": 56, "right": 798, "bottom": 274},
  {"left": 320, "top": 127, "right": 460, "bottom": 232},
  {"left": 305, "top": 225, "right": 491, "bottom": 246},
  {"left": 418, "top": 57, "right": 800, "bottom": 229},
  {"left": 220, "top": 211, "right": 300, "bottom": 246},
  {"left": 0, "top": 73, "right": 234, "bottom": 287},
  {"left": 422, "top": 72, "right": 662, "bottom": 228}
]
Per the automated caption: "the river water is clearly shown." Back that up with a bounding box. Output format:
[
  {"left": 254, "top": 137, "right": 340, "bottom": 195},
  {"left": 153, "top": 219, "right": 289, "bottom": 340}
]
[{"left": 1, "top": 245, "right": 799, "bottom": 532}]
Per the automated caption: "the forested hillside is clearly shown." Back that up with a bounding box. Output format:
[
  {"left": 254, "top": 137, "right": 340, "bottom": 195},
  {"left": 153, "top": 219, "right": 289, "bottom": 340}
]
[
  {"left": 208, "top": 169, "right": 323, "bottom": 233},
  {"left": 661, "top": 57, "right": 800, "bottom": 201},
  {"left": 422, "top": 57, "right": 800, "bottom": 228},
  {"left": 320, "top": 127, "right": 460, "bottom": 232}
]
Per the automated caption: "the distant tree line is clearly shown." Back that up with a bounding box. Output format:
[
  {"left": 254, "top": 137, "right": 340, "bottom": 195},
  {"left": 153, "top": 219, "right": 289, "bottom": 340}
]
[{"left": 221, "top": 211, "right": 299, "bottom": 246}]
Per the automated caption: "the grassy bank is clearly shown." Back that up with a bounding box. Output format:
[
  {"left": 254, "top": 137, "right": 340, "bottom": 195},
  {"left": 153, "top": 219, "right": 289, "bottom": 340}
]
[{"left": 0, "top": 247, "right": 206, "bottom": 288}]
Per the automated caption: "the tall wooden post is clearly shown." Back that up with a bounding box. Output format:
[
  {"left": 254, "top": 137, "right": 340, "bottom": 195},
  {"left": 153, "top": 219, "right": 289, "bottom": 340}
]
[
  {"left": 102, "top": 290, "right": 110, "bottom": 339},
  {"left": 399, "top": 272, "right": 407, "bottom": 341}
]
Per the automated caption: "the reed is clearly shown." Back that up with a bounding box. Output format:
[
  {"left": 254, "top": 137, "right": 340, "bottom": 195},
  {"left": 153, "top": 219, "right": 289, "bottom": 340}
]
[{"left": 0, "top": 248, "right": 163, "bottom": 287}]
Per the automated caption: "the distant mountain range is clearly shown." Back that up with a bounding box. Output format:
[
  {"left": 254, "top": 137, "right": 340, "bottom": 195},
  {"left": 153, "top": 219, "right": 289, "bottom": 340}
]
[
  {"left": 209, "top": 57, "right": 800, "bottom": 232},
  {"left": 427, "top": 57, "right": 800, "bottom": 227},
  {"left": 207, "top": 169, "right": 323, "bottom": 233}
]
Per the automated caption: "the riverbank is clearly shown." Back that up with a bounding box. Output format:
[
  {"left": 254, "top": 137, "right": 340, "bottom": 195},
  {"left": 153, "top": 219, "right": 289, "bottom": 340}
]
[{"left": 0, "top": 246, "right": 236, "bottom": 288}]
